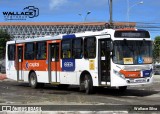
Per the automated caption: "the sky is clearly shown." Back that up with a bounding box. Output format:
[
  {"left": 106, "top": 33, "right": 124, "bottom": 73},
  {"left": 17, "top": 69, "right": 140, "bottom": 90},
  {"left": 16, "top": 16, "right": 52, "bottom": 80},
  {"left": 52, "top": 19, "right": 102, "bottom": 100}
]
[{"left": 0, "top": 0, "right": 160, "bottom": 39}]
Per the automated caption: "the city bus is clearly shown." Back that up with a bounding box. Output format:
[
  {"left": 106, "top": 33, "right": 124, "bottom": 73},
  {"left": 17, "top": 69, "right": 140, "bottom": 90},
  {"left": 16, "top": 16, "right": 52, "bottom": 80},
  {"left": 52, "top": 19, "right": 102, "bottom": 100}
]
[{"left": 6, "top": 28, "right": 153, "bottom": 94}]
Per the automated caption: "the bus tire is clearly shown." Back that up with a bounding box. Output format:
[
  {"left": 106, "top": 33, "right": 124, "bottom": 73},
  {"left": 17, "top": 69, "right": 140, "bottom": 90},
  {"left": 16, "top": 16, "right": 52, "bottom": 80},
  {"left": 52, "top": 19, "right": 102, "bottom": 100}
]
[
  {"left": 29, "top": 72, "right": 39, "bottom": 89},
  {"left": 119, "top": 86, "right": 127, "bottom": 92},
  {"left": 84, "top": 74, "right": 94, "bottom": 94}
]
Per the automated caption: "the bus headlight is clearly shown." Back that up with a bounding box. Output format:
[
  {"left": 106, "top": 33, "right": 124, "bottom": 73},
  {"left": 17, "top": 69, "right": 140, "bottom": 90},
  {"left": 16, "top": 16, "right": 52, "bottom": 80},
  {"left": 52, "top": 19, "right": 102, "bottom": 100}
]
[{"left": 113, "top": 70, "right": 125, "bottom": 79}]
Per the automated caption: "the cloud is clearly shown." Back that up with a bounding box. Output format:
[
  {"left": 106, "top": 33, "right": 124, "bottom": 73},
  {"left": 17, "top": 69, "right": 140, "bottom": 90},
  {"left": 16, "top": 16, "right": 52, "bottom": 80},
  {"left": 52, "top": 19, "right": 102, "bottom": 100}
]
[
  {"left": 49, "top": 0, "right": 107, "bottom": 12},
  {"left": 48, "top": 0, "right": 108, "bottom": 21},
  {"left": 49, "top": 0, "right": 68, "bottom": 10}
]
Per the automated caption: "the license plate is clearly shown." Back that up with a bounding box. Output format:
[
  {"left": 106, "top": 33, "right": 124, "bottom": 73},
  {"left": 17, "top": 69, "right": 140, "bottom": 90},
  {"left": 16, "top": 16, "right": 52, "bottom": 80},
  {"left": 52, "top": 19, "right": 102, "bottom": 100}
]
[
  {"left": 135, "top": 79, "right": 146, "bottom": 83},
  {"left": 129, "top": 78, "right": 146, "bottom": 83}
]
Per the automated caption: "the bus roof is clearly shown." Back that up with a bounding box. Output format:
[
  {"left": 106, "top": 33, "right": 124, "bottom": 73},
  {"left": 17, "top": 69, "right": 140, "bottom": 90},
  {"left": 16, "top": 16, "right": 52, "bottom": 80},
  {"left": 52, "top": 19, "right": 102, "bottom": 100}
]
[{"left": 7, "top": 28, "right": 151, "bottom": 44}]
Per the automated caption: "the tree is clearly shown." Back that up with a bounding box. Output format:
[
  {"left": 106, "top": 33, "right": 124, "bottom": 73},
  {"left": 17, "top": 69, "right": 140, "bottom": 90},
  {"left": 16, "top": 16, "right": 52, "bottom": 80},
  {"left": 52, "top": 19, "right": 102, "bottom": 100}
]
[
  {"left": 153, "top": 36, "right": 160, "bottom": 63},
  {"left": 0, "top": 30, "right": 11, "bottom": 59}
]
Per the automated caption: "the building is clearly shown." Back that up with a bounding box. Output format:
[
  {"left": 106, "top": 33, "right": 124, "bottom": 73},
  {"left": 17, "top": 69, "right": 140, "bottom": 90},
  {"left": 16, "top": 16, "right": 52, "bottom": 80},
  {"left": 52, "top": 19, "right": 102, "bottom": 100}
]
[{"left": 0, "top": 22, "right": 135, "bottom": 40}]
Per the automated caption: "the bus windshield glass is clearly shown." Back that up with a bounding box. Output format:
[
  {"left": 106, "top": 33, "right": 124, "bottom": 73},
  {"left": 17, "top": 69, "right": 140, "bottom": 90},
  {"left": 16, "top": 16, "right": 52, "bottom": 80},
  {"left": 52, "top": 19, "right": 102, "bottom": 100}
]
[{"left": 113, "top": 40, "right": 152, "bottom": 65}]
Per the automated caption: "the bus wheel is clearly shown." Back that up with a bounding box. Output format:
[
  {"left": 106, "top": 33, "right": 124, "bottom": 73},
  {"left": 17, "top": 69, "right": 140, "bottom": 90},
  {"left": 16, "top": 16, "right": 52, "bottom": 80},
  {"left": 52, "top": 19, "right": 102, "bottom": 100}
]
[
  {"left": 29, "top": 72, "right": 39, "bottom": 89},
  {"left": 119, "top": 86, "right": 127, "bottom": 92},
  {"left": 84, "top": 74, "right": 93, "bottom": 94}
]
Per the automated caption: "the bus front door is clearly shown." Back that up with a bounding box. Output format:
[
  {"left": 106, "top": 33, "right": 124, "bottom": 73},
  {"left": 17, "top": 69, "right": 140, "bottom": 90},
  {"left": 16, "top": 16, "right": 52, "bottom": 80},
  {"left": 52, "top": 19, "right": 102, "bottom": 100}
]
[
  {"left": 17, "top": 46, "right": 24, "bottom": 81},
  {"left": 98, "top": 39, "right": 111, "bottom": 85},
  {"left": 48, "top": 43, "right": 60, "bottom": 83}
]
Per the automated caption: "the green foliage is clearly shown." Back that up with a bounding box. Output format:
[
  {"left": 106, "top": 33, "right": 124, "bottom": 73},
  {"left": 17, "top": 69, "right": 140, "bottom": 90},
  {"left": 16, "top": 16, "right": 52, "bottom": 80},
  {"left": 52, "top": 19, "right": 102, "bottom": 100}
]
[
  {"left": 0, "top": 30, "right": 11, "bottom": 59},
  {"left": 153, "top": 36, "right": 160, "bottom": 62}
]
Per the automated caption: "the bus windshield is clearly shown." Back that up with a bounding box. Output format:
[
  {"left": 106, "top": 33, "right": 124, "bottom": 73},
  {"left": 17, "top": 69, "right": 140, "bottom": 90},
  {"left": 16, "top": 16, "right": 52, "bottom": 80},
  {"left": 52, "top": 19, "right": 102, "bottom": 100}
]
[{"left": 113, "top": 40, "right": 152, "bottom": 65}]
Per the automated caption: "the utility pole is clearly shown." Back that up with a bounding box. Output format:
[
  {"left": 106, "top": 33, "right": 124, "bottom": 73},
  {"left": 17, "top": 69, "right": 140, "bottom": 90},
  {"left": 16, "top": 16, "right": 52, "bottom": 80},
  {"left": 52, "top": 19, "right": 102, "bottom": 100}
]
[{"left": 109, "top": 0, "right": 113, "bottom": 28}]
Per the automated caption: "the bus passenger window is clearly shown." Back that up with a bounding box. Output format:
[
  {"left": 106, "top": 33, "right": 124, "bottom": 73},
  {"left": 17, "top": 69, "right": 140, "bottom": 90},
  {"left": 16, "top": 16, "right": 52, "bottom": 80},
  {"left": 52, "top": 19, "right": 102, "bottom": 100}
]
[
  {"left": 62, "top": 39, "right": 72, "bottom": 59},
  {"left": 24, "top": 43, "right": 35, "bottom": 60},
  {"left": 84, "top": 37, "right": 96, "bottom": 59},
  {"left": 72, "top": 38, "right": 83, "bottom": 59},
  {"left": 36, "top": 42, "right": 46, "bottom": 60},
  {"left": 8, "top": 44, "right": 15, "bottom": 60}
]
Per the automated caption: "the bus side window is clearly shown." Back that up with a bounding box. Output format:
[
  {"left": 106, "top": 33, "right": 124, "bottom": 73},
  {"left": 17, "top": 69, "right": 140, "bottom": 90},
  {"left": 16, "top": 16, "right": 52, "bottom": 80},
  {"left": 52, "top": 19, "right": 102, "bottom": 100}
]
[
  {"left": 8, "top": 44, "right": 15, "bottom": 60},
  {"left": 24, "top": 43, "right": 35, "bottom": 60},
  {"left": 84, "top": 37, "right": 96, "bottom": 59},
  {"left": 72, "top": 38, "right": 83, "bottom": 59},
  {"left": 36, "top": 42, "right": 46, "bottom": 60},
  {"left": 62, "top": 39, "right": 72, "bottom": 59}
]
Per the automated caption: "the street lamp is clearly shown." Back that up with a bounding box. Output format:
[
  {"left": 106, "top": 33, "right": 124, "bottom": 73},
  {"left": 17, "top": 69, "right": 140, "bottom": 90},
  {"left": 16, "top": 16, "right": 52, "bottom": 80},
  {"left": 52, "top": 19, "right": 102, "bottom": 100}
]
[
  {"left": 79, "top": 11, "right": 91, "bottom": 22},
  {"left": 127, "top": 0, "right": 143, "bottom": 22},
  {"left": 84, "top": 11, "right": 91, "bottom": 22},
  {"left": 78, "top": 13, "right": 83, "bottom": 22}
]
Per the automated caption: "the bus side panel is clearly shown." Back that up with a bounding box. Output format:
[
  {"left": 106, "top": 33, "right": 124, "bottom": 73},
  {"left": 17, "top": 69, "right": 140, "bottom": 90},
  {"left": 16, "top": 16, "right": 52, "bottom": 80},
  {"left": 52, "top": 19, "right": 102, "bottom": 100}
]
[
  {"left": 6, "top": 61, "right": 17, "bottom": 80},
  {"left": 35, "top": 71, "right": 49, "bottom": 83},
  {"left": 59, "top": 59, "right": 99, "bottom": 86},
  {"left": 23, "top": 71, "right": 29, "bottom": 82},
  {"left": 6, "top": 43, "right": 17, "bottom": 81},
  {"left": 60, "top": 72, "right": 77, "bottom": 85},
  {"left": 75, "top": 58, "right": 98, "bottom": 86},
  {"left": 90, "top": 72, "right": 99, "bottom": 86},
  {"left": 75, "top": 59, "right": 99, "bottom": 86},
  {"left": 23, "top": 71, "right": 50, "bottom": 83}
]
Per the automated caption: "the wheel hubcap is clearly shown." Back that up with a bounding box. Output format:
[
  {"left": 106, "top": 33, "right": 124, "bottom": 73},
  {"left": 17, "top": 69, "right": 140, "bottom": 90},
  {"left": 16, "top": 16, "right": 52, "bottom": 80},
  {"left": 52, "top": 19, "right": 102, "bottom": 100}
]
[
  {"left": 84, "top": 79, "right": 89, "bottom": 89},
  {"left": 31, "top": 76, "right": 35, "bottom": 85}
]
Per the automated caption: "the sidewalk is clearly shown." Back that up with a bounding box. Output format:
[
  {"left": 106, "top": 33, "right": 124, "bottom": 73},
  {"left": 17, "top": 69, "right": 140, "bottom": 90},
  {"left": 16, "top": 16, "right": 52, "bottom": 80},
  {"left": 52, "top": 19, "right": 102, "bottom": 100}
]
[{"left": 0, "top": 73, "right": 7, "bottom": 80}]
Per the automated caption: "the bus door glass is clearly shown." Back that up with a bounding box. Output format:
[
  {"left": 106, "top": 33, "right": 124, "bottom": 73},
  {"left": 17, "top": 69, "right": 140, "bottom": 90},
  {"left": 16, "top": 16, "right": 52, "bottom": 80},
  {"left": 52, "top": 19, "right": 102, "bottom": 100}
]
[
  {"left": 17, "top": 46, "right": 24, "bottom": 81},
  {"left": 48, "top": 43, "right": 60, "bottom": 83},
  {"left": 98, "top": 39, "right": 111, "bottom": 85}
]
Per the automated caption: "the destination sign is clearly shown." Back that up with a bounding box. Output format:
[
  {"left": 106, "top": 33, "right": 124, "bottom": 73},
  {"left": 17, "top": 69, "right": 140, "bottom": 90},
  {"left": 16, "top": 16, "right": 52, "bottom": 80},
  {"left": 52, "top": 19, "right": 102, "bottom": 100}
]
[{"left": 114, "top": 31, "right": 150, "bottom": 38}]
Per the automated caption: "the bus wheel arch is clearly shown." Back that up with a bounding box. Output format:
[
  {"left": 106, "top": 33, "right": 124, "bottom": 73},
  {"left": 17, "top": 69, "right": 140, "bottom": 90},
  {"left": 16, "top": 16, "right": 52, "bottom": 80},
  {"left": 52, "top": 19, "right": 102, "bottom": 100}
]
[{"left": 80, "top": 71, "right": 94, "bottom": 94}]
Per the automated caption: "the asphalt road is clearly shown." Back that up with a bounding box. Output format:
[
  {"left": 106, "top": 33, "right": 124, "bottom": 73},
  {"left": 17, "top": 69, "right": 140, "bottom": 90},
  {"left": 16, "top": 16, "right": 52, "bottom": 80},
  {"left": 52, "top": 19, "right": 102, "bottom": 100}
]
[{"left": 0, "top": 75, "right": 160, "bottom": 112}]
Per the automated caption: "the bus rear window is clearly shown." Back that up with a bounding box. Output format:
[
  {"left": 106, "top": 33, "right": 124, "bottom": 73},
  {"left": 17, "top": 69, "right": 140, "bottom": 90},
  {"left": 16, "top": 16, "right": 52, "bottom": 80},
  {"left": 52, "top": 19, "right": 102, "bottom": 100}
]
[{"left": 8, "top": 44, "right": 15, "bottom": 60}]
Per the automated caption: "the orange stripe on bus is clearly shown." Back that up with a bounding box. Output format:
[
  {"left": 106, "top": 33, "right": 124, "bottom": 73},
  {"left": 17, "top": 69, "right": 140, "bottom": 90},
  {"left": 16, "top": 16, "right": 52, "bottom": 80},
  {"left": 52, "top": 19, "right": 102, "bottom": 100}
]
[{"left": 120, "top": 70, "right": 141, "bottom": 78}]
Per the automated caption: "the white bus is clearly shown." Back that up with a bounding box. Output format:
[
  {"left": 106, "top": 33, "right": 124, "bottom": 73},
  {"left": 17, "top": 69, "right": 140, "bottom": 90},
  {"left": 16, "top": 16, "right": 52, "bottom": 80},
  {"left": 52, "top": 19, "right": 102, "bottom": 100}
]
[{"left": 6, "top": 28, "right": 153, "bottom": 94}]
